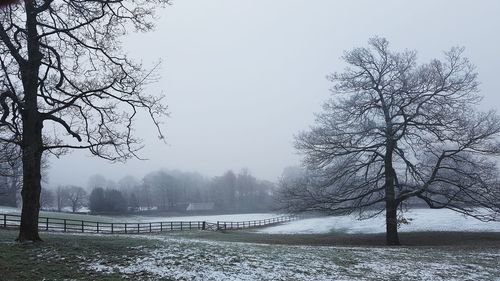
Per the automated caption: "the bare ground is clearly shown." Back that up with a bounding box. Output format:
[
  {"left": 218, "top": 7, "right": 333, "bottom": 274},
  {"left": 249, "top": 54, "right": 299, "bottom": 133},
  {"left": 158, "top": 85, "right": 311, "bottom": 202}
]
[{"left": 200, "top": 231, "right": 500, "bottom": 249}]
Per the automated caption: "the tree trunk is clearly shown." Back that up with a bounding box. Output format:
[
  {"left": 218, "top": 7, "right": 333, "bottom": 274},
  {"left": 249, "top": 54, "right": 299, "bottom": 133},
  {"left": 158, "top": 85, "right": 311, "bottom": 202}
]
[
  {"left": 17, "top": 84, "right": 44, "bottom": 241},
  {"left": 384, "top": 141, "right": 400, "bottom": 246},
  {"left": 57, "top": 189, "right": 62, "bottom": 212},
  {"left": 17, "top": 130, "right": 43, "bottom": 242},
  {"left": 18, "top": 88, "right": 43, "bottom": 242},
  {"left": 385, "top": 199, "right": 400, "bottom": 245},
  {"left": 9, "top": 164, "right": 20, "bottom": 206},
  {"left": 17, "top": 0, "right": 44, "bottom": 242}
]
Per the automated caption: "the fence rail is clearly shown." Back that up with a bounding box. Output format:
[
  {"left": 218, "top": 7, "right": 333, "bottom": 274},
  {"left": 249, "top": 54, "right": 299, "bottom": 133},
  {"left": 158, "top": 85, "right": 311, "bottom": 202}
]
[
  {"left": 0, "top": 213, "right": 297, "bottom": 234},
  {"left": 205, "top": 216, "right": 297, "bottom": 231}
]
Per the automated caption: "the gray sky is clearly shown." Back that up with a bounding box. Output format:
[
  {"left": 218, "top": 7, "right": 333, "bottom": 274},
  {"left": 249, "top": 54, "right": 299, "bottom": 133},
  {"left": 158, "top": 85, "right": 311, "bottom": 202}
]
[{"left": 48, "top": 0, "right": 500, "bottom": 187}]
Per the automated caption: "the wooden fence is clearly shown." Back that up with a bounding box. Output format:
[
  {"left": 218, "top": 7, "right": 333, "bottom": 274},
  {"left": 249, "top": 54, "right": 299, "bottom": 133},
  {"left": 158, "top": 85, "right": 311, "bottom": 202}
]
[
  {"left": 0, "top": 213, "right": 297, "bottom": 234},
  {"left": 205, "top": 216, "right": 297, "bottom": 231}
]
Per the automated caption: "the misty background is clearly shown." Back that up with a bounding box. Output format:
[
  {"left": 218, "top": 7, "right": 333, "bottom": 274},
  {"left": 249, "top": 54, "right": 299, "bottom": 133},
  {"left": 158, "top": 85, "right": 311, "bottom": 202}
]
[{"left": 48, "top": 0, "right": 500, "bottom": 187}]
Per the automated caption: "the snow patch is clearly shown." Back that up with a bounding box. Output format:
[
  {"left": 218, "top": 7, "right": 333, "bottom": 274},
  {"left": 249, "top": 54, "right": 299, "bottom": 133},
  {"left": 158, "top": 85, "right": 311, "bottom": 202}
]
[
  {"left": 259, "top": 209, "right": 500, "bottom": 234},
  {"left": 82, "top": 237, "right": 500, "bottom": 280}
]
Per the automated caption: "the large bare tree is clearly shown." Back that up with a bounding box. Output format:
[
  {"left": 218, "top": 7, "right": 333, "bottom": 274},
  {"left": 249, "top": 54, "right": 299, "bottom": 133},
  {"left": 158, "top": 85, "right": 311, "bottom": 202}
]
[
  {"left": 0, "top": 0, "right": 169, "bottom": 242},
  {"left": 283, "top": 37, "right": 500, "bottom": 245}
]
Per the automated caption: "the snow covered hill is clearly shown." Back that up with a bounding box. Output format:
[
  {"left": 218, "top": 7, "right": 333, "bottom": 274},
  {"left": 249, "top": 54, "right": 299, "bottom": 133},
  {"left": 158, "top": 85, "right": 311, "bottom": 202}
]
[{"left": 259, "top": 208, "right": 500, "bottom": 234}]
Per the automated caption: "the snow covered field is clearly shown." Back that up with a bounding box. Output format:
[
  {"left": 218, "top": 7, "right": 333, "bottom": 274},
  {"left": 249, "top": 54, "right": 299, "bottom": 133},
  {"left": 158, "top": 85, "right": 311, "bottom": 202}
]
[
  {"left": 3, "top": 205, "right": 500, "bottom": 234},
  {"left": 130, "top": 213, "right": 279, "bottom": 223},
  {"left": 1, "top": 205, "right": 499, "bottom": 280},
  {"left": 0, "top": 205, "right": 279, "bottom": 223},
  {"left": 259, "top": 208, "right": 500, "bottom": 234},
  {"left": 0, "top": 206, "right": 20, "bottom": 214},
  {"left": 81, "top": 235, "right": 500, "bottom": 280}
]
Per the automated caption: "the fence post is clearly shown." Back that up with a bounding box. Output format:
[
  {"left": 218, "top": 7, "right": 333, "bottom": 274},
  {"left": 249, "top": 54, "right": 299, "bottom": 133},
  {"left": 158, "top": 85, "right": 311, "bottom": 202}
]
[
  {"left": 189, "top": 222, "right": 192, "bottom": 230},
  {"left": 81, "top": 221, "right": 84, "bottom": 233},
  {"left": 125, "top": 223, "right": 127, "bottom": 234},
  {"left": 160, "top": 222, "right": 163, "bottom": 232},
  {"left": 111, "top": 223, "right": 114, "bottom": 234},
  {"left": 170, "top": 222, "right": 173, "bottom": 230},
  {"left": 149, "top": 223, "right": 152, "bottom": 233},
  {"left": 3, "top": 214, "right": 6, "bottom": 228},
  {"left": 63, "top": 219, "right": 67, "bottom": 232},
  {"left": 202, "top": 221, "right": 206, "bottom": 230},
  {"left": 97, "top": 222, "right": 100, "bottom": 233},
  {"left": 45, "top": 217, "right": 48, "bottom": 231},
  {"left": 137, "top": 223, "right": 140, "bottom": 234}
]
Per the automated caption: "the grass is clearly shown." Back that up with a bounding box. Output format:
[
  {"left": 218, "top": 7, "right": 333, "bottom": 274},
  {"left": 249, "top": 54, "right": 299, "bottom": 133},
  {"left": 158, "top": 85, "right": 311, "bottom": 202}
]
[
  {"left": 1, "top": 229, "right": 499, "bottom": 280},
  {"left": 0, "top": 229, "right": 157, "bottom": 280},
  {"left": 38, "top": 211, "right": 117, "bottom": 222},
  {"left": 2, "top": 207, "right": 157, "bottom": 223},
  {"left": 1, "top": 208, "right": 117, "bottom": 223}
]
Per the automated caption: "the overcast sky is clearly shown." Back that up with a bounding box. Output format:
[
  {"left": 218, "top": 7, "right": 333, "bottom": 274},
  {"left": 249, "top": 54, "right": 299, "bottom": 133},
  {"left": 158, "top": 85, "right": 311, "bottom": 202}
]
[{"left": 48, "top": 0, "right": 500, "bottom": 187}]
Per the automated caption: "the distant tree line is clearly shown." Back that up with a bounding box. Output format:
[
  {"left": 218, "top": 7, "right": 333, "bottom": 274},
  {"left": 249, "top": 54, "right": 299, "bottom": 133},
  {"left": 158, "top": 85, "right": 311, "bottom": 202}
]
[
  {"left": 84, "top": 169, "right": 275, "bottom": 214},
  {"left": 89, "top": 188, "right": 127, "bottom": 213},
  {"left": 0, "top": 144, "right": 21, "bottom": 207},
  {"left": 0, "top": 144, "right": 49, "bottom": 208},
  {"left": 39, "top": 185, "right": 88, "bottom": 213},
  {"left": 6, "top": 169, "right": 276, "bottom": 214}
]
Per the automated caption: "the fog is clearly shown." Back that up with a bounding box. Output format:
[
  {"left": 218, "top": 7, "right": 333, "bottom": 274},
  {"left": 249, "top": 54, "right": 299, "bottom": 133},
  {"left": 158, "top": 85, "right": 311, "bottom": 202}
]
[{"left": 48, "top": 0, "right": 500, "bottom": 187}]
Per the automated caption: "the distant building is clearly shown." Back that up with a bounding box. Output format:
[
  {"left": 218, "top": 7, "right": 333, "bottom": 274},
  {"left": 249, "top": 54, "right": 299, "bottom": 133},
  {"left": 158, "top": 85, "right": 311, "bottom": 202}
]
[{"left": 186, "top": 202, "right": 215, "bottom": 212}]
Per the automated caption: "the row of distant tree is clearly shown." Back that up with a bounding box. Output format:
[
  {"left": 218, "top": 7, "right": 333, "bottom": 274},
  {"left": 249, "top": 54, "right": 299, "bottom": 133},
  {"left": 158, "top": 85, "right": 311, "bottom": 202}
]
[
  {"left": 83, "top": 169, "right": 275, "bottom": 213},
  {"left": 40, "top": 186, "right": 88, "bottom": 213},
  {"left": 1, "top": 167, "right": 276, "bottom": 214}
]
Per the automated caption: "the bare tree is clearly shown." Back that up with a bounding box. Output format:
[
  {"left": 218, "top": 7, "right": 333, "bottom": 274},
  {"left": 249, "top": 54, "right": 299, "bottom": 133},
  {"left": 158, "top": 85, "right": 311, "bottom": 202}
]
[
  {"left": 285, "top": 37, "right": 500, "bottom": 245},
  {"left": 0, "top": 141, "right": 49, "bottom": 207},
  {"left": 0, "top": 1, "right": 169, "bottom": 241},
  {"left": 64, "top": 186, "right": 87, "bottom": 213},
  {"left": 39, "top": 187, "right": 54, "bottom": 210},
  {"left": 54, "top": 185, "right": 67, "bottom": 212},
  {"left": 0, "top": 142, "right": 21, "bottom": 206}
]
